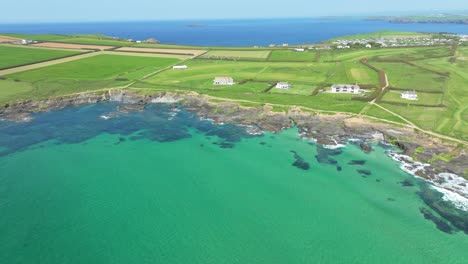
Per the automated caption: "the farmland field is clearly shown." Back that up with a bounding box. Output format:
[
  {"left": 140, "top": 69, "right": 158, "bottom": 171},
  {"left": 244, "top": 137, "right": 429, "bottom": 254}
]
[
  {"left": 381, "top": 90, "right": 444, "bottom": 105},
  {"left": 3, "top": 54, "right": 180, "bottom": 101},
  {"left": 115, "top": 47, "right": 205, "bottom": 56},
  {"left": 32, "top": 42, "right": 115, "bottom": 50},
  {"left": 269, "top": 50, "right": 317, "bottom": 61},
  {"left": 372, "top": 62, "right": 447, "bottom": 92},
  {"left": 200, "top": 50, "right": 271, "bottom": 60},
  {"left": 0, "top": 45, "right": 83, "bottom": 69},
  {"left": 0, "top": 79, "right": 34, "bottom": 104},
  {"left": 269, "top": 84, "right": 315, "bottom": 95},
  {"left": 143, "top": 60, "right": 378, "bottom": 90}
]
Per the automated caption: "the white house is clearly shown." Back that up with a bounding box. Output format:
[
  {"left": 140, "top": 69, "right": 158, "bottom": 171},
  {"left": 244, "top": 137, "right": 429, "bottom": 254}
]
[
  {"left": 294, "top": 48, "right": 305, "bottom": 52},
  {"left": 276, "top": 82, "right": 292, "bottom": 89},
  {"left": 173, "top": 65, "right": 188, "bottom": 70},
  {"left": 401, "top": 91, "right": 418, "bottom": 101},
  {"left": 213, "top": 77, "right": 234, "bottom": 86},
  {"left": 331, "top": 84, "right": 361, "bottom": 94}
]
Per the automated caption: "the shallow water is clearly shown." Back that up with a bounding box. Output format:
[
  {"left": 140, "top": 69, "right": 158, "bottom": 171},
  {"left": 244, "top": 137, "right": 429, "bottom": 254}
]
[{"left": 0, "top": 103, "right": 467, "bottom": 263}]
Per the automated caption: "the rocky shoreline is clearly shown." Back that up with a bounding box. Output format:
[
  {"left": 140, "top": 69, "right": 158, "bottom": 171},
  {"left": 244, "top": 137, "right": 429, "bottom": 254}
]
[{"left": 1, "top": 89, "right": 467, "bottom": 203}]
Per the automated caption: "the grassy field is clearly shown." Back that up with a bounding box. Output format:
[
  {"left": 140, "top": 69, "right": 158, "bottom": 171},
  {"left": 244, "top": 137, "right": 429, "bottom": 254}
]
[
  {"left": 372, "top": 61, "right": 447, "bottom": 92},
  {"left": 0, "top": 33, "right": 69, "bottom": 41},
  {"left": 3, "top": 54, "right": 180, "bottom": 102},
  {"left": 270, "top": 84, "right": 316, "bottom": 95},
  {"left": 143, "top": 60, "right": 378, "bottom": 89},
  {"left": 0, "top": 79, "right": 34, "bottom": 104},
  {"left": 361, "top": 105, "right": 406, "bottom": 124},
  {"left": 376, "top": 53, "right": 468, "bottom": 140},
  {"left": 0, "top": 45, "right": 82, "bottom": 69},
  {"left": 317, "top": 46, "right": 451, "bottom": 62},
  {"left": 269, "top": 50, "right": 317, "bottom": 61},
  {"left": 200, "top": 50, "right": 271, "bottom": 60},
  {"left": 381, "top": 90, "right": 444, "bottom": 105}
]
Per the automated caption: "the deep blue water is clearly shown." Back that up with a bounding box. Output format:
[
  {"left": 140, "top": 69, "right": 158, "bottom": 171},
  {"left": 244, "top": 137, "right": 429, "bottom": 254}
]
[{"left": 0, "top": 18, "right": 467, "bottom": 46}]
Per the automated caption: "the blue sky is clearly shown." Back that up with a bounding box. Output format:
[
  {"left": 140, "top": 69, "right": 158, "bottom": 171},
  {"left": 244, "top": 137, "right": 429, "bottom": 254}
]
[{"left": 1, "top": 0, "right": 467, "bottom": 23}]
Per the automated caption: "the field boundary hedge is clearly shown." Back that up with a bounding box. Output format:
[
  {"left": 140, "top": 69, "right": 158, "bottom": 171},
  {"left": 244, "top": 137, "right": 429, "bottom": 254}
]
[{"left": 380, "top": 100, "right": 446, "bottom": 108}]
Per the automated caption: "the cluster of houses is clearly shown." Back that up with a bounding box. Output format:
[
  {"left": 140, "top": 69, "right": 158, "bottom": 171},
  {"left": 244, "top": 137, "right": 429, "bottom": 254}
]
[
  {"left": 331, "top": 35, "right": 458, "bottom": 48},
  {"left": 172, "top": 66, "right": 420, "bottom": 101}
]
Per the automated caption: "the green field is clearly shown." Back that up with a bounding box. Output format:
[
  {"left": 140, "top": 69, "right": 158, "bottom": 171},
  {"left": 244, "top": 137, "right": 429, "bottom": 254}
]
[
  {"left": 317, "top": 46, "right": 451, "bottom": 62},
  {"left": 0, "top": 45, "right": 82, "bottom": 69},
  {"left": 4, "top": 54, "right": 180, "bottom": 102},
  {"left": 269, "top": 50, "right": 317, "bottom": 61},
  {"left": 381, "top": 90, "right": 444, "bottom": 105},
  {"left": 270, "top": 84, "right": 316, "bottom": 95},
  {"left": 373, "top": 61, "right": 447, "bottom": 92},
  {"left": 0, "top": 33, "right": 70, "bottom": 41},
  {"left": 361, "top": 104, "right": 406, "bottom": 124},
  {"left": 142, "top": 59, "right": 378, "bottom": 89},
  {"left": 200, "top": 50, "right": 271, "bottom": 60},
  {"left": 0, "top": 79, "right": 34, "bottom": 104}
]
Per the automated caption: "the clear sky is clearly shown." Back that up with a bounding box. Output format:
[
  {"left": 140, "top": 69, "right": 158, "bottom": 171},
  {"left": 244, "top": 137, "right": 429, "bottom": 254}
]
[{"left": 1, "top": 0, "right": 467, "bottom": 23}]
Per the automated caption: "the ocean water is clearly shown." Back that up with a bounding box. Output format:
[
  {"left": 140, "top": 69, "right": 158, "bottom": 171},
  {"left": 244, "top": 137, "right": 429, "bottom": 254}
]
[
  {"left": 1, "top": 18, "right": 468, "bottom": 46},
  {"left": 0, "top": 102, "right": 467, "bottom": 264}
]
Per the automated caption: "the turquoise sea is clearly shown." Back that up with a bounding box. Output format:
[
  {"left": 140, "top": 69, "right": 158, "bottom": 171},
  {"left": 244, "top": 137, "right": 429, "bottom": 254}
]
[{"left": 0, "top": 103, "right": 467, "bottom": 263}]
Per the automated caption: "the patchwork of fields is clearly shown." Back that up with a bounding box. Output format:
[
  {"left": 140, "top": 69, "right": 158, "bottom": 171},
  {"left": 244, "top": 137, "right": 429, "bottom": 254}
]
[{"left": 0, "top": 32, "right": 466, "bottom": 142}]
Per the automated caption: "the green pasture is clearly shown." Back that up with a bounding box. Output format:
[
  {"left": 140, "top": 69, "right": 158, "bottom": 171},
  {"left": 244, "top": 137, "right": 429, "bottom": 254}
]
[
  {"left": 144, "top": 60, "right": 378, "bottom": 90},
  {"left": 269, "top": 50, "right": 317, "bottom": 61},
  {"left": 372, "top": 61, "right": 447, "bottom": 92},
  {"left": 200, "top": 50, "right": 271, "bottom": 60},
  {"left": 3, "top": 54, "right": 180, "bottom": 102},
  {"left": 381, "top": 90, "right": 444, "bottom": 106},
  {"left": 0, "top": 45, "right": 82, "bottom": 69}
]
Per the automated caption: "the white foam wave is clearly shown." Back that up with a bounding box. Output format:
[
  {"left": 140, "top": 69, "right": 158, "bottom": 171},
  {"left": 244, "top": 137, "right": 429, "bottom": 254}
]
[{"left": 388, "top": 152, "right": 468, "bottom": 212}]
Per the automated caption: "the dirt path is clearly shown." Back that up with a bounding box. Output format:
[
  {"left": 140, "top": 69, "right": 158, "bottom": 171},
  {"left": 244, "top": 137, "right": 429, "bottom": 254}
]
[
  {"left": 0, "top": 51, "right": 101, "bottom": 75},
  {"left": 372, "top": 102, "right": 467, "bottom": 145}
]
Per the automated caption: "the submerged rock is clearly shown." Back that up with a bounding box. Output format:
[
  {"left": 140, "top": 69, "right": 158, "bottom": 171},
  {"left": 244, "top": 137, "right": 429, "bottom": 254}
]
[
  {"left": 357, "top": 169, "right": 372, "bottom": 176},
  {"left": 420, "top": 207, "right": 455, "bottom": 234},
  {"left": 348, "top": 160, "right": 366, "bottom": 166},
  {"left": 291, "top": 151, "right": 310, "bottom": 170}
]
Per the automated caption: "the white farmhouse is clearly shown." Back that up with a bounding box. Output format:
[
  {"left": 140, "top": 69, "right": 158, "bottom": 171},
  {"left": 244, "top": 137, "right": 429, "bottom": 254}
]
[
  {"left": 331, "top": 84, "right": 361, "bottom": 94},
  {"left": 173, "top": 65, "right": 188, "bottom": 70},
  {"left": 276, "top": 82, "right": 292, "bottom": 89},
  {"left": 213, "top": 77, "right": 235, "bottom": 86},
  {"left": 401, "top": 91, "right": 418, "bottom": 101}
]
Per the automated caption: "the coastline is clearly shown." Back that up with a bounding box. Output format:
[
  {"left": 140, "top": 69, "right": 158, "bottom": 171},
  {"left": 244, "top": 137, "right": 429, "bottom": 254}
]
[
  {"left": 1, "top": 89, "right": 467, "bottom": 182},
  {"left": 1, "top": 88, "right": 467, "bottom": 232}
]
